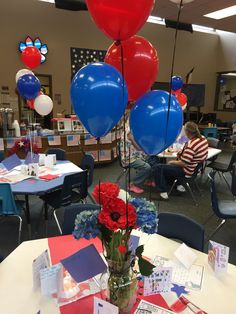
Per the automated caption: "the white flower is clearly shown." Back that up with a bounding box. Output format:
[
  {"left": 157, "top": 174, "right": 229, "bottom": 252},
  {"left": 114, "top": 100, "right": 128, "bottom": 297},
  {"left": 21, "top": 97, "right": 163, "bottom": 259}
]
[{"left": 118, "top": 189, "right": 130, "bottom": 203}]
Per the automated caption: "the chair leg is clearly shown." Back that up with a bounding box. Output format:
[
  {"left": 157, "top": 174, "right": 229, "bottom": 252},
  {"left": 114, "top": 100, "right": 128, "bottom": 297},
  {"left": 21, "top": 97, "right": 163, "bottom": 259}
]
[
  {"left": 53, "top": 209, "right": 62, "bottom": 235},
  {"left": 206, "top": 219, "right": 226, "bottom": 242},
  {"left": 87, "top": 192, "right": 96, "bottom": 204},
  {"left": 221, "top": 173, "right": 231, "bottom": 192},
  {"left": 168, "top": 180, "right": 178, "bottom": 196},
  {"left": 12, "top": 215, "right": 22, "bottom": 246},
  {"left": 186, "top": 182, "right": 198, "bottom": 206}
]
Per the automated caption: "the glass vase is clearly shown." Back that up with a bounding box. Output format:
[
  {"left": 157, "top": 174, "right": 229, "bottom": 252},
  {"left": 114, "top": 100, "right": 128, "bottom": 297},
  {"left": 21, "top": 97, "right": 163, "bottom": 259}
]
[{"left": 106, "top": 258, "right": 137, "bottom": 313}]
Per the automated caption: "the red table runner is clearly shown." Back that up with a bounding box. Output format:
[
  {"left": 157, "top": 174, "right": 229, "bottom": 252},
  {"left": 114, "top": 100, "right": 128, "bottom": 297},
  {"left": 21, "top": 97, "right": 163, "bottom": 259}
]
[{"left": 48, "top": 235, "right": 169, "bottom": 314}]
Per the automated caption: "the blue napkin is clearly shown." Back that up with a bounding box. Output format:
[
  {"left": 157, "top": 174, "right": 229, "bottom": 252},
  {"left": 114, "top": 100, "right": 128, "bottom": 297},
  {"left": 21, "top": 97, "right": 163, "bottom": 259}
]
[
  {"left": 61, "top": 244, "right": 107, "bottom": 283},
  {"left": 2, "top": 154, "right": 21, "bottom": 170},
  {"left": 24, "top": 152, "right": 39, "bottom": 165}
]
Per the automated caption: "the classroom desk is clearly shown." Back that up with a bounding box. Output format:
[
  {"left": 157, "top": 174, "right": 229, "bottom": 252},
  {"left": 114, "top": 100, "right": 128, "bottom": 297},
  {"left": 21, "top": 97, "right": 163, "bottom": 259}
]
[
  {"left": 0, "top": 231, "right": 236, "bottom": 314},
  {"left": 158, "top": 147, "right": 222, "bottom": 160},
  {"left": 0, "top": 161, "right": 82, "bottom": 230}
]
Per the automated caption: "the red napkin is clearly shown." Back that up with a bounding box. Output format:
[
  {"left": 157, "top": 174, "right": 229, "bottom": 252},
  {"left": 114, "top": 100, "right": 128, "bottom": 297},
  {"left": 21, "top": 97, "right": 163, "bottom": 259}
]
[{"left": 39, "top": 174, "right": 59, "bottom": 181}]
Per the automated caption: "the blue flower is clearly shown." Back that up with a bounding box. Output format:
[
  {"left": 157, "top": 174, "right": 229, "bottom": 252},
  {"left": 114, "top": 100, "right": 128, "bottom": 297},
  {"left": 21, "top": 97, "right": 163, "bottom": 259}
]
[
  {"left": 73, "top": 210, "right": 100, "bottom": 240},
  {"left": 19, "top": 36, "right": 48, "bottom": 64},
  {"left": 129, "top": 198, "right": 158, "bottom": 234}
]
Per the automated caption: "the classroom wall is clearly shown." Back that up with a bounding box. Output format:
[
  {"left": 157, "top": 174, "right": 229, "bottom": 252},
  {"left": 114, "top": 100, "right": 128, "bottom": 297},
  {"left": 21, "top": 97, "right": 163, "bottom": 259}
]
[{"left": 0, "top": 0, "right": 235, "bottom": 122}]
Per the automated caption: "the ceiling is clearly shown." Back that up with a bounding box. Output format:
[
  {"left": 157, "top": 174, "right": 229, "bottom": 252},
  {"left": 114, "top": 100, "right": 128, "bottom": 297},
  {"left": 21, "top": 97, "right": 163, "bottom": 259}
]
[{"left": 152, "top": 0, "right": 236, "bottom": 33}]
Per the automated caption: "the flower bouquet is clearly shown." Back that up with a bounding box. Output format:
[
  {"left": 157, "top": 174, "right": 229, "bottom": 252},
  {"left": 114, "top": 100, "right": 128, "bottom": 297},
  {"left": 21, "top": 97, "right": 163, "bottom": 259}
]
[{"left": 73, "top": 182, "right": 158, "bottom": 313}]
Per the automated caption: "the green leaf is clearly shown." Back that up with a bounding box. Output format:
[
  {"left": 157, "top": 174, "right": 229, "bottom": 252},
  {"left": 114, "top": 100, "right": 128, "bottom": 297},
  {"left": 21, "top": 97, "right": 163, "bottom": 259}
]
[
  {"left": 135, "top": 245, "right": 144, "bottom": 258},
  {"left": 138, "top": 257, "right": 155, "bottom": 276}
]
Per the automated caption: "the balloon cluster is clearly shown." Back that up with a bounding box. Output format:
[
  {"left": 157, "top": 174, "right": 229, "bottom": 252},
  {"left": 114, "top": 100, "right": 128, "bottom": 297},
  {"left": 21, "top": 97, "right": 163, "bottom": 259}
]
[
  {"left": 16, "top": 46, "right": 53, "bottom": 116},
  {"left": 70, "top": 0, "right": 183, "bottom": 154},
  {"left": 171, "top": 75, "right": 188, "bottom": 111}
]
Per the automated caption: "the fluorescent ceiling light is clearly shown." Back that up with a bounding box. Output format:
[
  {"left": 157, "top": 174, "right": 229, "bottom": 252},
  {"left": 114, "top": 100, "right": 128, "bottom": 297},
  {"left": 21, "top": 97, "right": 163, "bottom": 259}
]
[
  {"left": 38, "top": 0, "right": 55, "bottom": 3},
  {"left": 204, "top": 5, "right": 236, "bottom": 20},
  {"left": 147, "top": 16, "right": 165, "bottom": 25},
  {"left": 223, "top": 73, "right": 236, "bottom": 76}
]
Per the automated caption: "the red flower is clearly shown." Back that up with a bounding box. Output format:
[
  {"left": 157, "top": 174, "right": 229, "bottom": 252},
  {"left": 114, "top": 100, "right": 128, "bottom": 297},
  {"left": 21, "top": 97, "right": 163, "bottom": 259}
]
[
  {"left": 92, "top": 182, "right": 120, "bottom": 206},
  {"left": 117, "top": 245, "right": 127, "bottom": 254},
  {"left": 98, "top": 198, "right": 136, "bottom": 231}
]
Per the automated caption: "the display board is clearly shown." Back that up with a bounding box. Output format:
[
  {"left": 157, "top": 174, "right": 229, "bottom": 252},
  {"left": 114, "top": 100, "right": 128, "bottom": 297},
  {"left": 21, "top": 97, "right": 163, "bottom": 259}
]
[{"left": 70, "top": 47, "right": 106, "bottom": 78}]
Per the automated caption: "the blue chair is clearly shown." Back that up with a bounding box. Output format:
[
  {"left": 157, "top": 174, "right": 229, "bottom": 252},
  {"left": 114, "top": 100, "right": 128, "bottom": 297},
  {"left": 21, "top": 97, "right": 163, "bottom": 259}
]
[
  {"left": 40, "top": 170, "right": 88, "bottom": 224},
  {"left": 232, "top": 163, "right": 236, "bottom": 197},
  {"left": 47, "top": 148, "right": 66, "bottom": 160},
  {"left": 158, "top": 212, "right": 205, "bottom": 252},
  {"left": 80, "top": 154, "right": 95, "bottom": 203},
  {"left": 168, "top": 163, "right": 203, "bottom": 206},
  {"left": 206, "top": 171, "right": 236, "bottom": 240},
  {"left": 201, "top": 127, "right": 218, "bottom": 138},
  {"left": 207, "top": 151, "right": 236, "bottom": 191},
  {"left": 54, "top": 203, "right": 100, "bottom": 235},
  {"left": 0, "top": 183, "right": 24, "bottom": 245},
  {"left": 0, "top": 151, "right": 5, "bottom": 162}
]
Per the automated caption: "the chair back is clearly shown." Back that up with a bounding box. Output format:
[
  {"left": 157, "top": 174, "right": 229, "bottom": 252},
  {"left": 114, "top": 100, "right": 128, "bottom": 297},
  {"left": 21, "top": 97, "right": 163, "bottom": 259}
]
[
  {"left": 158, "top": 212, "right": 205, "bottom": 251},
  {"left": 47, "top": 148, "right": 66, "bottom": 160},
  {"left": 80, "top": 154, "right": 94, "bottom": 187},
  {"left": 207, "top": 137, "right": 219, "bottom": 148},
  {"left": 209, "top": 171, "right": 223, "bottom": 218},
  {"left": 227, "top": 151, "right": 236, "bottom": 172},
  {"left": 0, "top": 183, "right": 20, "bottom": 215},
  {"left": 190, "top": 162, "right": 203, "bottom": 180},
  {"left": 232, "top": 163, "right": 236, "bottom": 197},
  {"left": 60, "top": 170, "right": 88, "bottom": 206},
  {"left": 0, "top": 151, "right": 5, "bottom": 162},
  {"left": 62, "top": 203, "right": 100, "bottom": 235}
]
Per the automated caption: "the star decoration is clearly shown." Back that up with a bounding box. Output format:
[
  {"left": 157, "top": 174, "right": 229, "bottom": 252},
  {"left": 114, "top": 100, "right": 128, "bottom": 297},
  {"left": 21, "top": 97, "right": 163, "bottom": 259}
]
[
  {"left": 18, "top": 141, "right": 25, "bottom": 147},
  {"left": 171, "top": 284, "right": 189, "bottom": 297}
]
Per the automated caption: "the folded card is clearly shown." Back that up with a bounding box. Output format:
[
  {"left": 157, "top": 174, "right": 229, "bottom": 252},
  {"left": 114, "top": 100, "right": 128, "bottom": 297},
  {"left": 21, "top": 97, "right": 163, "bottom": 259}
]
[
  {"left": 93, "top": 297, "right": 119, "bottom": 314},
  {"left": 32, "top": 250, "right": 50, "bottom": 290},
  {"left": 174, "top": 243, "right": 197, "bottom": 269},
  {"left": 144, "top": 267, "right": 172, "bottom": 296},
  {"left": 24, "top": 152, "right": 39, "bottom": 165},
  {"left": 40, "top": 263, "right": 63, "bottom": 296},
  {"left": 2, "top": 153, "right": 21, "bottom": 170},
  {"left": 61, "top": 244, "right": 107, "bottom": 283},
  {"left": 208, "top": 240, "right": 229, "bottom": 274}
]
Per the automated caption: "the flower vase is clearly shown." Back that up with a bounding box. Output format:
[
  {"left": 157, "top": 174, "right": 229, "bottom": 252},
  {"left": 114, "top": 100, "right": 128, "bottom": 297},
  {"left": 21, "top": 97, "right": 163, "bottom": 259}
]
[{"left": 106, "top": 259, "right": 137, "bottom": 313}]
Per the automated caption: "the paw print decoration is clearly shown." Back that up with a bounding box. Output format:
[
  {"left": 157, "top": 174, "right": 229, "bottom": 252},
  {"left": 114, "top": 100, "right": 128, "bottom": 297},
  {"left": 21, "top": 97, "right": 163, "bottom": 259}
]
[{"left": 19, "top": 36, "right": 48, "bottom": 64}]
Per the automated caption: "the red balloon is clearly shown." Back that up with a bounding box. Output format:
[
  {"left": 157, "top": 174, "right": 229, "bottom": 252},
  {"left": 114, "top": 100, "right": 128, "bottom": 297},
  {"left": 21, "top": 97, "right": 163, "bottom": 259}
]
[
  {"left": 21, "top": 47, "right": 41, "bottom": 70},
  {"left": 171, "top": 88, "right": 182, "bottom": 96},
  {"left": 27, "top": 99, "right": 35, "bottom": 109},
  {"left": 105, "top": 36, "right": 159, "bottom": 101},
  {"left": 177, "top": 93, "right": 187, "bottom": 107},
  {"left": 86, "top": 0, "right": 155, "bottom": 41}
]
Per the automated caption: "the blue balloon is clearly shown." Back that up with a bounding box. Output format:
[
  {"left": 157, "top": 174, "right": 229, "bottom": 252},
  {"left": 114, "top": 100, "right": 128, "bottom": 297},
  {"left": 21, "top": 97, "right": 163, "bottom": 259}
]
[
  {"left": 71, "top": 62, "right": 128, "bottom": 138},
  {"left": 130, "top": 90, "right": 183, "bottom": 155},
  {"left": 171, "top": 75, "right": 183, "bottom": 91},
  {"left": 17, "top": 74, "right": 41, "bottom": 100}
]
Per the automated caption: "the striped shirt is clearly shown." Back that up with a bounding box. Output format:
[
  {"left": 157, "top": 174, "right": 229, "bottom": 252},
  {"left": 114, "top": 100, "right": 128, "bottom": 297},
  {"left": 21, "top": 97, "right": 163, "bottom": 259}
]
[{"left": 179, "top": 136, "right": 208, "bottom": 176}]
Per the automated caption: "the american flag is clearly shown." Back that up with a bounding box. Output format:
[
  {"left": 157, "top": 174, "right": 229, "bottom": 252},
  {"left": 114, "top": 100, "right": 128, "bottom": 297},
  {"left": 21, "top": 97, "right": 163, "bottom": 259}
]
[
  {"left": 71, "top": 47, "right": 106, "bottom": 78},
  {"left": 48, "top": 135, "right": 61, "bottom": 146},
  {"left": 66, "top": 135, "right": 80, "bottom": 146}
]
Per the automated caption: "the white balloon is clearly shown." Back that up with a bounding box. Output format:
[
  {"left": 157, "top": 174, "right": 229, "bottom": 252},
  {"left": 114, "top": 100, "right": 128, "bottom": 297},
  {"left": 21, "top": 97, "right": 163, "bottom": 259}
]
[
  {"left": 170, "top": 0, "right": 194, "bottom": 4},
  {"left": 34, "top": 95, "right": 53, "bottom": 116},
  {"left": 182, "top": 104, "right": 187, "bottom": 111},
  {"left": 15, "top": 69, "right": 34, "bottom": 83}
]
